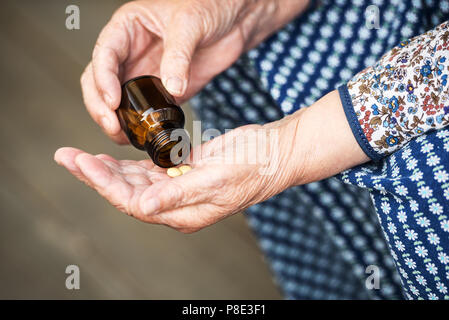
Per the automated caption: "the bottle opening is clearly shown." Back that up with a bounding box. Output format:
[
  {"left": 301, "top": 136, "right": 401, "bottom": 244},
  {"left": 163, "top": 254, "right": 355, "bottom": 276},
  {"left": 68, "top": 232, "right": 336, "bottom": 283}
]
[{"left": 146, "top": 128, "right": 191, "bottom": 168}]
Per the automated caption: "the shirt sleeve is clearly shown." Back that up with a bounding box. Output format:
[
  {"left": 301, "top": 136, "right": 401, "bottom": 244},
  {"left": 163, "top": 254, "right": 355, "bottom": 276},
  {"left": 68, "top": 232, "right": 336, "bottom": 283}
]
[{"left": 338, "top": 21, "right": 449, "bottom": 161}]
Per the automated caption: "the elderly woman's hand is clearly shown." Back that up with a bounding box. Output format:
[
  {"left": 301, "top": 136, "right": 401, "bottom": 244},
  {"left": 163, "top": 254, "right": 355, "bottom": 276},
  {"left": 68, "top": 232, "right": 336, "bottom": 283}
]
[
  {"left": 55, "top": 91, "right": 369, "bottom": 233},
  {"left": 81, "top": 0, "right": 310, "bottom": 144},
  {"left": 54, "top": 123, "right": 299, "bottom": 233}
]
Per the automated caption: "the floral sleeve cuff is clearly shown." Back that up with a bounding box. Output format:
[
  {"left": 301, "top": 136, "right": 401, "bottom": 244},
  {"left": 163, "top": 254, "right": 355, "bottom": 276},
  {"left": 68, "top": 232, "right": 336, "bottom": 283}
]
[{"left": 338, "top": 21, "right": 449, "bottom": 161}]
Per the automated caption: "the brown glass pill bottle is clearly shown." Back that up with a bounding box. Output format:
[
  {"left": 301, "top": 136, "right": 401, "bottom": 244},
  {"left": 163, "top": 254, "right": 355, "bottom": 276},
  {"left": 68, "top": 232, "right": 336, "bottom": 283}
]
[{"left": 116, "top": 76, "right": 190, "bottom": 168}]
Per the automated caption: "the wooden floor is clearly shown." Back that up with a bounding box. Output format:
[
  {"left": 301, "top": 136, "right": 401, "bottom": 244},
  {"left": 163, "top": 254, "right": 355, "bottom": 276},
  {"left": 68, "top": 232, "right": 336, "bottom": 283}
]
[{"left": 0, "top": 0, "right": 281, "bottom": 299}]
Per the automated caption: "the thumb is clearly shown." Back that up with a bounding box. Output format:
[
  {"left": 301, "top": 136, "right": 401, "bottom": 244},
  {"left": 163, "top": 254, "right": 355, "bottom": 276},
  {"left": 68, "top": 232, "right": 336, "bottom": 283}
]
[{"left": 160, "top": 14, "right": 203, "bottom": 97}]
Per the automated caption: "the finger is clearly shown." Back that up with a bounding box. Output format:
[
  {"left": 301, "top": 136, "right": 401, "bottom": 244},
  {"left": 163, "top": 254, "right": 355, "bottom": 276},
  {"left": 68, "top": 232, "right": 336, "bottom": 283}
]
[
  {"left": 95, "top": 153, "right": 120, "bottom": 164},
  {"left": 115, "top": 159, "right": 168, "bottom": 185},
  {"left": 111, "top": 130, "right": 129, "bottom": 145},
  {"left": 160, "top": 11, "right": 203, "bottom": 97},
  {"left": 139, "top": 166, "right": 223, "bottom": 216},
  {"left": 92, "top": 18, "right": 129, "bottom": 110},
  {"left": 142, "top": 202, "right": 226, "bottom": 231},
  {"left": 97, "top": 154, "right": 155, "bottom": 187},
  {"left": 74, "top": 153, "right": 136, "bottom": 215},
  {"left": 81, "top": 63, "right": 128, "bottom": 144},
  {"left": 54, "top": 147, "right": 93, "bottom": 187},
  {"left": 177, "top": 227, "right": 201, "bottom": 234}
]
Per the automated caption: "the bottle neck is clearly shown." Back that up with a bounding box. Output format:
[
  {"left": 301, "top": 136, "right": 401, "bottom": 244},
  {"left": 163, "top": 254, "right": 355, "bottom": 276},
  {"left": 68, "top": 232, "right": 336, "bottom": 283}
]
[{"left": 145, "top": 128, "right": 190, "bottom": 168}]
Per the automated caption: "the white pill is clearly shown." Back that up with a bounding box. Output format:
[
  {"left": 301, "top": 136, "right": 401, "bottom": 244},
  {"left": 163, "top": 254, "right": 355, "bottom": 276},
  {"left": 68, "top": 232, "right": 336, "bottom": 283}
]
[
  {"left": 179, "top": 165, "right": 192, "bottom": 174},
  {"left": 167, "top": 167, "right": 182, "bottom": 177}
]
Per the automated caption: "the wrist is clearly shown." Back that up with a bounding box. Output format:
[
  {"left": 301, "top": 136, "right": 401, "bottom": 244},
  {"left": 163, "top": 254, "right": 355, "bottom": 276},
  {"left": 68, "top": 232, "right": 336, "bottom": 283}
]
[
  {"left": 260, "top": 108, "right": 308, "bottom": 190},
  {"left": 279, "top": 90, "right": 370, "bottom": 187},
  {"left": 279, "top": 109, "right": 309, "bottom": 188}
]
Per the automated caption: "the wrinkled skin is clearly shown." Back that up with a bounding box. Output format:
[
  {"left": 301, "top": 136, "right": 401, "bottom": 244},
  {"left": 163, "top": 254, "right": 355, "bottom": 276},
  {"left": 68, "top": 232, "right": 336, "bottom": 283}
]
[
  {"left": 57, "top": 0, "right": 368, "bottom": 233},
  {"left": 81, "top": 0, "right": 310, "bottom": 143},
  {"left": 55, "top": 116, "right": 304, "bottom": 233}
]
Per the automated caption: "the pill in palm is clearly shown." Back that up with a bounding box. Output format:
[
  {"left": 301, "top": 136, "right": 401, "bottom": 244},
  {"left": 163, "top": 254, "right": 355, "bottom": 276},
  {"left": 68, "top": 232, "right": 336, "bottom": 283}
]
[
  {"left": 179, "top": 165, "right": 192, "bottom": 174},
  {"left": 167, "top": 167, "right": 182, "bottom": 177}
]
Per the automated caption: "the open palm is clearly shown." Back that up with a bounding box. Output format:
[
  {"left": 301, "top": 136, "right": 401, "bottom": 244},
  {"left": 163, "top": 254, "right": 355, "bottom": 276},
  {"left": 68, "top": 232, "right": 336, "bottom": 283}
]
[{"left": 55, "top": 123, "right": 298, "bottom": 233}]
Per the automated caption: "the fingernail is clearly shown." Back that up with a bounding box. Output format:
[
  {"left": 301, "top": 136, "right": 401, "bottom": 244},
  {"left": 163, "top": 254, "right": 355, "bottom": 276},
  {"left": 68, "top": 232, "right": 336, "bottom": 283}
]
[
  {"left": 104, "top": 93, "right": 114, "bottom": 108},
  {"left": 165, "top": 77, "right": 184, "bottom": 95},
  {"left": 143, "top": 198, "right": 161, "bottom": 216},
  {"left": 101, "top": 116, "right": 111, "bottom": 132}
]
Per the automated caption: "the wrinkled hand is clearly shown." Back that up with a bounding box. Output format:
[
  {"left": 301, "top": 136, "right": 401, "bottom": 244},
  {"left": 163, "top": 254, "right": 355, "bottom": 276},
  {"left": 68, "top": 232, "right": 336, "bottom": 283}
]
[
  {"left": 81, "top": 0, "right": 309, "bottom": 144},
  {"left": 56, "top": 91, "right": 369, "bottom": 233},
  {"left": 55, "top": 121, "right": 301, "bottom": 233}
]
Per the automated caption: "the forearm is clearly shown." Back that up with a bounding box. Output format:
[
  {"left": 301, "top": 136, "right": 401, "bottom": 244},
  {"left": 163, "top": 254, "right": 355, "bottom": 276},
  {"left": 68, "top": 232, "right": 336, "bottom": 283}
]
[{"left": 281, "top": 90, "right": 370, "bottom": 187}]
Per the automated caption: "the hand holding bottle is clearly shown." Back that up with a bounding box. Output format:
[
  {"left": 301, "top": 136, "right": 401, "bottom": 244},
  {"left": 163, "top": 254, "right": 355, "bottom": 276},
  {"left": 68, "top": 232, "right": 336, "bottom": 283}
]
[
  {"left": 80, "top": 0, "right": 310, "bottom": 144},
  {"left": 55, "top": 91, "right": 369, "bottom": 233}
]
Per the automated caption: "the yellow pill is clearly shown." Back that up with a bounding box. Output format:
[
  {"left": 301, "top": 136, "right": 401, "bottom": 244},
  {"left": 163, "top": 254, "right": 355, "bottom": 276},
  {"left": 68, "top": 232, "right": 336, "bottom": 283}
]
[
  {"left": 179, "top": 165, "right": 192, "bottom": 174},
  {"left": 167, "top": 167, "right": 182, "bottom": 178}
]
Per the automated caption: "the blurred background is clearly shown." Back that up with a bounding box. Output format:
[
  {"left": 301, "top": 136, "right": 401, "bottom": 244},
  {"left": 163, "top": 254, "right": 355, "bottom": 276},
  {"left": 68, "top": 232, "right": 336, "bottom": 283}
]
[{"left": 0, "top": 0, "right": 281, "bottom": 299}]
